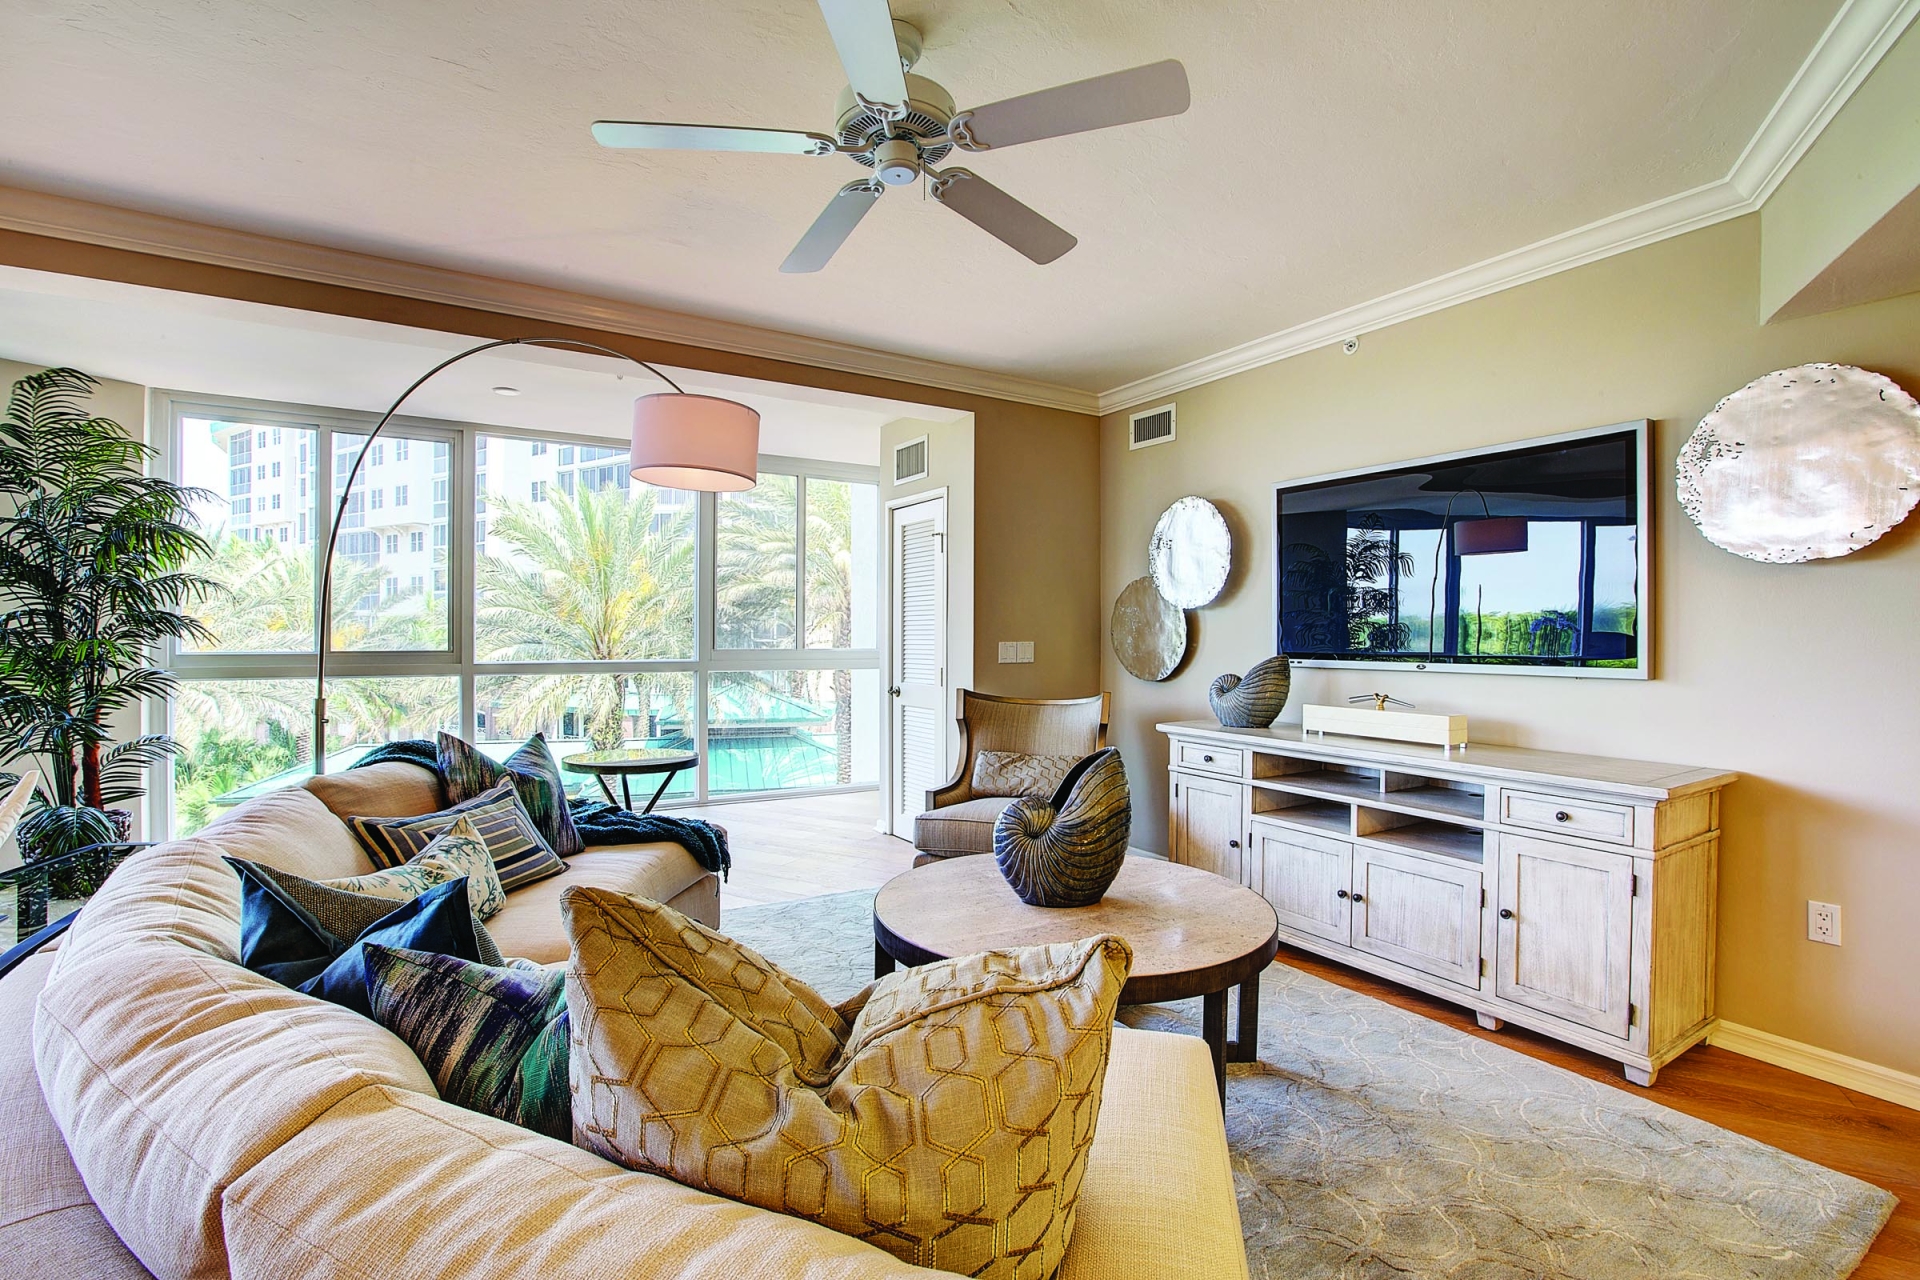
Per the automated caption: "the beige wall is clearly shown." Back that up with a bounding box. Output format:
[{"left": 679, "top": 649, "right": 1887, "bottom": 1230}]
[
  {"left": 0, "top": 358, "right": 150, "bottom": 849},
  {"left": 1099, "top": 214, "right": 1920, "bottom": 1076},
  {"left": 1762, "top": 21, "right": 1920, "bottom": 321}
]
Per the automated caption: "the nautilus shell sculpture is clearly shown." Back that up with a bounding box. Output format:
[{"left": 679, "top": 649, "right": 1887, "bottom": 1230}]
[
  {"left": 992, "top": 749, "right": 1131, "bottom": 908},
  {"left": 1208, "top": 655, "right": 1292, "bottom": 728}
]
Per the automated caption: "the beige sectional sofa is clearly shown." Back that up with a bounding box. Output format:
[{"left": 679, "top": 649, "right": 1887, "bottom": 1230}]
[{"left": 6, "top": 763, "right": 1248, "bottom": 1279}]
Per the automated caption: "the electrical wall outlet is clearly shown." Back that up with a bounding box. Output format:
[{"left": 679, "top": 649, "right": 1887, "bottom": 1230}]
[{"left": 1807, "top": 900, "right": 1842, "bottom": 946}]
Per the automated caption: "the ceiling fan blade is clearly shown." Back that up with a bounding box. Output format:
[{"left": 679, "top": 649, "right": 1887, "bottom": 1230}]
[
  {"left": 929, "top": 169, "right": 1077, "bottom": 265},
  {"left": 816, "top": 0, "right": 910, "bottom": 108},
  {"left": 949, "top": 60, "right": 1191, "bottom": 151},
  {"left": 592, "top": 121, "right": 836, "bottom": 155},
  {"left": 781, "top": 181, "right": 885, "bottom": 273}
]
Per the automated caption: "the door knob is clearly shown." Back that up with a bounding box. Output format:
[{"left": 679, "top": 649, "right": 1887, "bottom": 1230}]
[
  {"left": 1202, "top": 754, "right": 1214, "bottom": 762},
  {"left": 1499, "top": 908, "right": 1515, "bottom": 920},
  {"left": 1554, "top": 811, "right": 1572, "bottom": 823},
  {"left": 1336, "top": 889, "right": 1350, "bottom": 900},
  {"left": 1350, "top": 892, "right": 1365, "bottom": 904},
  {"left": 1227, "top": 839, "right": 1240, "bottom": 849},
  {"left": 887, "top": 686, "right": 902, "bottom": 697}
]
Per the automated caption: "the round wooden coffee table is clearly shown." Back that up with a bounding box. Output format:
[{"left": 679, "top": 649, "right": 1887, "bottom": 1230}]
[{"left": 872, "top": 855, "right": 1279, "bottom": 1103}]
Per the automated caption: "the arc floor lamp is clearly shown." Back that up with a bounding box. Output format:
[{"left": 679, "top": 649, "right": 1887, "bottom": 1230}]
[{"left": 313, "top": 336, "right": 760, "bottom": 775}]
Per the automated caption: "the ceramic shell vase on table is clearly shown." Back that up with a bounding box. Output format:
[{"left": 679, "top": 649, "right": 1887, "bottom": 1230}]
[
  {"left": 992, "top": 749, "right": 1132, "bottom": 908},
  {"left": 1208, "top": 654, "right": 1291, "bottom": 728}
]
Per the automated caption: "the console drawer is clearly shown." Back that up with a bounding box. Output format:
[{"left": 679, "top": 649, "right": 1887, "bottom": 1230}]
[
  {"left": 1175, "top": 741, "right": 1244, "bottom": 777},
  {"left": 1499, "top": 789, "right": 1634, "bottom": 845}
]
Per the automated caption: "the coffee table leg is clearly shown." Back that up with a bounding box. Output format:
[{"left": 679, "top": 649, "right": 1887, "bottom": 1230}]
[
  {"left": 642, "top": 769, "right": 676, "bottom": 814},
  {"left": 1224, "top": 973, "right": 1260, "bottom": 1064},
  {"left": 874, "top": 942, "right": 896, "bottom": 980},
  {"left": 1202, "top": 989, "right": 1228, "bottom": 1105}
]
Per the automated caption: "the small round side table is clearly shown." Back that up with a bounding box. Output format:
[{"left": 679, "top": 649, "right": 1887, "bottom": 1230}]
[{"left": 560, "top": 747, "right": 698, "bottom": 813}]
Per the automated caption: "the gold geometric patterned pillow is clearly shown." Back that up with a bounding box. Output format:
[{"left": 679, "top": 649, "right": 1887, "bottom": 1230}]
[
  {"left": 970, "top": 749, "right": 1086, "bottom": 798},
  {"left": 562, "top": 887, "right": 1132, "bottom": 1279}
]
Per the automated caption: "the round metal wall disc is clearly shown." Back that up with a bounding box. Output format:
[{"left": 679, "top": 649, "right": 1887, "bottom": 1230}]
[
  {"left": 1111, "top": 575, "right": 1187, "bottom": 681},
  {"left": 1678, "top": 363, "right": 1920, "bottom": 563},
  {"left": 1148, "top": 496, "right": 1231, "bottom": 608}
]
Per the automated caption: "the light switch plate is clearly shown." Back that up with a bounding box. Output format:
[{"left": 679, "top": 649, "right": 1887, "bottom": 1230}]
[
  {"left": 1016, "top": 641, "right": 1034, "bottom": 663},
  {"left": 997, "top": 641, "right": 1018, "bottom": 664}
]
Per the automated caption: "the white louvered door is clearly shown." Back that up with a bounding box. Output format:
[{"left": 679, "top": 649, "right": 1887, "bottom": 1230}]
[{"left": 889, "top": 494, "right": 947, "bottom": 836}]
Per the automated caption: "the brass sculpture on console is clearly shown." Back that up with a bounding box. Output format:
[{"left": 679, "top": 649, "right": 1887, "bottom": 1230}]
[
  {"left": 992, "top": 749, "right": 1132, "bottom": 907},
  {"left": 1207, "top": 655, "right": 1292, "bottom": 728}
]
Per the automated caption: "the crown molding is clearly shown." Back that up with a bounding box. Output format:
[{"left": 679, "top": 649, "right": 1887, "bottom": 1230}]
[
  {"left": 1097, "top": 0, "right": 1920, "bottom": 415},
  {"left": 0, "top": 185, "right": 1101, "bottom": 417}
]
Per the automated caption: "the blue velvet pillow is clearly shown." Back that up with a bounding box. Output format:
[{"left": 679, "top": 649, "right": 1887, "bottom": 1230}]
[
  {"left": 228, "top": 858, "right": 494, "bottom": 1017},
  {"left": 362, "top": 945, "right": 571, "bottom": 1140}
]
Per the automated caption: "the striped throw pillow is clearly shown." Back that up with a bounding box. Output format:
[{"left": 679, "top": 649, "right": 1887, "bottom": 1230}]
[
  {"left": 438, "top": 732, "right": 583, "bottom": 857},
  {"left": 349, "top": 781, "right": 564, "bottom": 891}
]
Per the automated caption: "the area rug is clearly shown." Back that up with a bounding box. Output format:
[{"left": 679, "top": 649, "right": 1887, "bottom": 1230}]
[{"left": 721, "top": 891, "right": 1896, "bottom": 1280}]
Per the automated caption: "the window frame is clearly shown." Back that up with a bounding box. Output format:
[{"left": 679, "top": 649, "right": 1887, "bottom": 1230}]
[{"left": 149, "top": 390, "right": 880, "bottom": 837}]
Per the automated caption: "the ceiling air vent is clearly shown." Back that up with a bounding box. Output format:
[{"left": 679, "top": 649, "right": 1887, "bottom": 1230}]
[
  {"left": 893, "top": 435, "right": 929, "bottom": 484},
  {"left": 1129, "top": 404, "right": 1176, "bottom": 450}
]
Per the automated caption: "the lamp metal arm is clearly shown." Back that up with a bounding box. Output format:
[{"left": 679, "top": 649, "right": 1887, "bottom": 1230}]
[{"left": 314, "top": 337, "right": 685, "bottom": 774}]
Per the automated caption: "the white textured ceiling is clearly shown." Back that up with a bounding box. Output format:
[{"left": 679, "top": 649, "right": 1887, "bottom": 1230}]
[
  {"left": 0, "top": 266, "right": 960, "bottom": 463},
  {"left": 0, "top": 0, "right": 1843, "bottom": 392}
]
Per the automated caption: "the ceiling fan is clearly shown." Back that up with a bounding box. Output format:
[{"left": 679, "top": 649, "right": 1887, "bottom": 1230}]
[{"left": 591, "top": 0, "right": 1191, "bottom": 272}]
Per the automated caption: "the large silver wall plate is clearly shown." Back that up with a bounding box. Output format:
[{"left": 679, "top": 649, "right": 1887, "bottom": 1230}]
[
  {"left": 1678, "top": 364, "right": 1920, "bottom": 563},
  {"left": 1111, "top": 576, "right": 1186, "bottom": 681},
  {"left": 1148, "top": 496, "right": 1231, "bottom": 607}
]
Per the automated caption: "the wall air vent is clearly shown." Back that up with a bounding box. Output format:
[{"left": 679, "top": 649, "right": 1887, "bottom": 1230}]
[
  {"left": 1129, "top": 404, "right": 1176, "bottom": 450},
  {"left": 894, "top": 435, "right": 929, "bottom": 484}
]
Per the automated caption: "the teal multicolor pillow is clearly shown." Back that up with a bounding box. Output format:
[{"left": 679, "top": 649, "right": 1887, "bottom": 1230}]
[
  {"left": 363, "top": 945, "right": 571, "bottom": 1140},
  {"left": 438, "top": 731, "right": 583, "bottom": 857},
  {"left": 322, "top": 816, "right": 507, "bottom": 920},
  {"left": 349, "top": 780, "right": 564, "bottom": 891}
]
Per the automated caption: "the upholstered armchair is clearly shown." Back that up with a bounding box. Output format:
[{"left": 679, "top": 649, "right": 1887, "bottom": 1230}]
[{"left": 911, "top": 690, "right": 1109, "bottom": 866}]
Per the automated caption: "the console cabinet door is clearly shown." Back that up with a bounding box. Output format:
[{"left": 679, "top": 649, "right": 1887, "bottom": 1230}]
[
  {"left": 1172, "top": 772, "right": 1245, "bottom": 884},
  {"left": 1250, "top": 821, "right": 1352, "bottom": 944},
  {"left": 1495, "top": 835, "right": 1634, "bottom": 1037},
  {"left": 1351, "top": 846, "right": 1482, "bottom": 988}
]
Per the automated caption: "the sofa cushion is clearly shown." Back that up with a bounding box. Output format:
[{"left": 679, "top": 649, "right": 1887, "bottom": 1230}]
[
  {"left": 305, "top": 760, "right": 445, "bottom": 821},
  {"left": 365, "top": 945, "right": 572, "bottom": 1140},
  {"left": 440, "top": 731, "right": 584, "bottom": 857},
  {"left": 483, "top": 844, "right": 711, "bottom": 964},
  {"left": 0, "top": 951, "right": 154, "bottom": 1280},
  {"left": 912, "top": 794, "right": 1016, "bottom": 856},
  {"left": 565, "top": 887, "right": 1133, "bottom": 1278},
  {"left": 201, "top": 784, "right": 372, "bottom": 881},
  {"left": 223, "top": 1084, "right": 945, "bottom": 1279},
  {"left": 323, "top": 815, "right": 508, "bottom": 920},
  {"left": 350, "top": 781, "right": 565, "bottom": 890},
  {"left": 34, "top": 840, "right": 439, "bottom": 1280}
]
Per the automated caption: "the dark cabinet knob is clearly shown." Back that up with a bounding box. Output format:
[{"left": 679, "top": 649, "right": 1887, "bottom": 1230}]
[
  {"left": 1336, "top": 889, "right": 1350, "bottom": 900},
  {"left": 1228, "top": 839, "right": 1240, "bottom": 849},
  {"left": 1499, "top": 907, "right": 1515, "bottom": 920},
  {"left": 1350, "top": 892, "right": 1365, "bottom": 904},
  {"left": 1554, "top": 811, "right": 1572, "bottom": 823},
  {"left": 1202, "top": 754, "right": 1214, "bottom": 762}
]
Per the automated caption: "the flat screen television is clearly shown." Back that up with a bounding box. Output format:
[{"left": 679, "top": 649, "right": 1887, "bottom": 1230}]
[{"left": 1274, "top": 422, "right": 1648, "bottom": 677}]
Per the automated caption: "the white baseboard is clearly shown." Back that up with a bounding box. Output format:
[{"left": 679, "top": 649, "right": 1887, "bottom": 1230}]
[{"left": 1708, "top": 1020, "right": 1920, "bottom": 1112}]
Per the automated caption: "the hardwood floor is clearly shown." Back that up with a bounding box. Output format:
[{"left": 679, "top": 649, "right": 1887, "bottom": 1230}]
[
  {"left": 1275, "top": 943, "right": 1919, "bottom": 1278},
  {"left": 678, "top": 788, "right": 916, "bottom": 908},
  {"left": 688, "top": 802, "right": 1915, "bottom": 1273}
]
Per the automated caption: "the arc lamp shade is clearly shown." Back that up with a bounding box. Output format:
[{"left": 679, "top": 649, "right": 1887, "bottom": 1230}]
[
  {"left": 629, "top": 393, "right": 761, "bottom": 492},
  {"left": 1451, "top": 516, "right": 1528, "bottom": 556}
]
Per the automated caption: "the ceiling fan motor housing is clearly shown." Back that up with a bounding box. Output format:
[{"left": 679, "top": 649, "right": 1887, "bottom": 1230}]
[{"left": 836, "top": 74, "right": 955, "bottom": 173}]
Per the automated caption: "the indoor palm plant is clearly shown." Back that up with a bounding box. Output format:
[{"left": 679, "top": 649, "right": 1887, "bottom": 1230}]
[{"left": 0, "top": 366, "right": 215, "bottom": 895}]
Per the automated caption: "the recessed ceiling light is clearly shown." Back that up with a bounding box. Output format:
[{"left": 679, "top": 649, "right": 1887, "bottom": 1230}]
[{"left": 491, "top": 385, "right": 521, "bottom": 396}]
